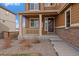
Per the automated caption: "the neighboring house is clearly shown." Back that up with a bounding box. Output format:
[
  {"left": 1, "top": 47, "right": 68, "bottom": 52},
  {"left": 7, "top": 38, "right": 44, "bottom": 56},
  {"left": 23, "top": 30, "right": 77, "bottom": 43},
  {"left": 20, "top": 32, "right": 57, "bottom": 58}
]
[
  {"left": 18, "top": 3, "right": 79, "bottom": 48},
  {"left": 0, "top": 6, "right": 16, "bottom": 38}
]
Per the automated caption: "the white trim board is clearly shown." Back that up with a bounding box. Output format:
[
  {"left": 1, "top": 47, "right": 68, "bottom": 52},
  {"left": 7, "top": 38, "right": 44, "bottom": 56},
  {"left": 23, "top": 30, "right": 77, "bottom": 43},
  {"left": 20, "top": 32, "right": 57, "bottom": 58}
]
[
  {"left": 29, "top": 18, "right": 39, "bottom": 28},
  {"left": 56, "top": 23, "right": 79, "bottom": 29},
  {"left": 71, "top": 23, "right": 79, "bottom": 27},
  {"left": 56, "top": 26, "right": 65, "bottom": 28},
  {"left": 65, "top": 7, "right": 71, "bottom": 28}
]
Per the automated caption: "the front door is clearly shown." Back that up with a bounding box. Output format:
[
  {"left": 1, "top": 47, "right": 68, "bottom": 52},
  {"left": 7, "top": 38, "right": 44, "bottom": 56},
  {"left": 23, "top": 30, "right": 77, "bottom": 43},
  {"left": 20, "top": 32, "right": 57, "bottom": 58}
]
[{"left": 48, "top": 18, "right": 54, "bottom": 32}]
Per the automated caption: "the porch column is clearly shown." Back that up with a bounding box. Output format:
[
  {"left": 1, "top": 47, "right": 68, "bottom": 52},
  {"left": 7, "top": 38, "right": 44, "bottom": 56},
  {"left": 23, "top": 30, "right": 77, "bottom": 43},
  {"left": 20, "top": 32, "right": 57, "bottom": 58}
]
[
  {"left": 18, "top": 15, "right": 23, "bottom": 40},
  {"left": 39, "top": 14, "right": 42, "bottom": 36}
]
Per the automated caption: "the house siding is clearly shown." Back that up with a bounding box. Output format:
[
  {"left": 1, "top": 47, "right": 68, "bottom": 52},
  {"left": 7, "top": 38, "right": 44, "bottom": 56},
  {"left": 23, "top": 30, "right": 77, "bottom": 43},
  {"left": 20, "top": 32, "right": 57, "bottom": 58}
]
[
  {"left": 26, "top": 3, "right": 63, "bottom": 11},
  {"left": 0, "top": 8, "right": 16, "bottom": 39},
  {"left": 25, "top": 16, "right": 48, "bottom": 35},
  {"left": 25, "top": 17, "right": 39, "bottom": 34},
  {"left": 71, "top": 4, "right": 79, "bottom": 24},
  {"left": 55, "top": 4, "right": 79, "bottom": 48},
  {"left": 55, "top": 12, "right": 65, "bottom": 27},
  {"left": 26, "top": 3, "right": 29, "bottom": 11},
  {"left": 20, "top": 3, "right": 79, "bottom": 48},
  {"left": 44, "top": 4, "right": 61, "bottom": 10},
  {"left": 25, "top": 3, "right": 60, "bottom": 34}
]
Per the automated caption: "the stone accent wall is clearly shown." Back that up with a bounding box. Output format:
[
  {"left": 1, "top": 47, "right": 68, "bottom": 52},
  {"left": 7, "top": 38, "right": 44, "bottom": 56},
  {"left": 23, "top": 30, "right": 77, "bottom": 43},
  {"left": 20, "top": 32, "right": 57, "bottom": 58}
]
[
  {"left": 56, "top": 27, "right": 79, "bottom": 48},
  {"left": 0, "top": 32, "right": 4, "bottom": 39}
]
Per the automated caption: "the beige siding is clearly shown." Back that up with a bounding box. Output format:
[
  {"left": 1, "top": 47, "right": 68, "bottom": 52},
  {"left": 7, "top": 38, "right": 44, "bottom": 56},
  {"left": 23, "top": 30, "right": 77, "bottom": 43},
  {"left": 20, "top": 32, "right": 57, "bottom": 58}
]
[
  {"left": 56, "top": 4, "right": 79, "bottom": 27},
  {"left": 0, "top": 8, "right": 16, "bottom": 33},
  {"left": 26, "top": 3, "right": 29, "bottom": 11},
  {"left": 26, "top": 28, "right": 39, "bottom": 34},
  {"left": 55, "top": 13, "right": 65, "bottom": 27},
  {"left": 71, "top": 4, "right": 79, "bottom": 24},
  {"left": 25, "top": 16, "right": 47, "bottom": 35},
  {"left": 25, "top": 3, "right": 79, "bottom": 35},
  {"left": 40, "top": 3, "right": 44, "bottom": 11},
  {"left": 25, "top": 17, "right": 39, "bottom": 34},
  {"left": 25, "top": 3, "right": 66, "bottom": 12}
]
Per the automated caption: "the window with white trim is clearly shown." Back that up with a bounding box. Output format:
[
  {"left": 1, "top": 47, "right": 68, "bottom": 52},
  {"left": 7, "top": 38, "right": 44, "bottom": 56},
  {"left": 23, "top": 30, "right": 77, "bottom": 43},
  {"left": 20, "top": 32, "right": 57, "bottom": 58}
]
[
  {"left": 30, "top": 18, "right": 39, "bottom": 28},
  {"left": 65, "top": 8, "right": 71, "bottom": 28},
  {"left": 30, "top": 3, "right": 39, "bottom": 11}
]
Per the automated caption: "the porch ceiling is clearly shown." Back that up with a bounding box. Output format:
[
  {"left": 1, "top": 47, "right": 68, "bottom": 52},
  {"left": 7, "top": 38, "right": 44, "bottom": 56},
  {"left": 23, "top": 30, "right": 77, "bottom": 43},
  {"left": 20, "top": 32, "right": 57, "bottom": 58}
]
[{"left": 18, "top": 10, "right": 59, "bottom": 17}]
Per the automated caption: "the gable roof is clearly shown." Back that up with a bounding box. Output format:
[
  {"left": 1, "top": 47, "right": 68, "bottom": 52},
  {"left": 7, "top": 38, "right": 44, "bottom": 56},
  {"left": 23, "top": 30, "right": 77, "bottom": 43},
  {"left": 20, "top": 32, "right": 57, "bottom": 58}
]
[{"left": 0, "top": 6, "right": 16, "bottom": 15}]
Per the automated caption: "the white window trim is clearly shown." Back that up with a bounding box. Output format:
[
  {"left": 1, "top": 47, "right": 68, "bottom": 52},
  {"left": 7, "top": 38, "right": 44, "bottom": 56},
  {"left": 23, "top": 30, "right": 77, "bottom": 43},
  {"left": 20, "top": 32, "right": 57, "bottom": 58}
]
[
  {"left": 65, "top": 8, "right": 71, "bottom": 29},
  {"left": 30, "top": 4, "right": 39, "bottom": 11},
  {"left": 29, "top": 18, "right": 39, "bottom": 28},
  {"left": 44, "top": 17, "right": 48, "bottom": 31}
]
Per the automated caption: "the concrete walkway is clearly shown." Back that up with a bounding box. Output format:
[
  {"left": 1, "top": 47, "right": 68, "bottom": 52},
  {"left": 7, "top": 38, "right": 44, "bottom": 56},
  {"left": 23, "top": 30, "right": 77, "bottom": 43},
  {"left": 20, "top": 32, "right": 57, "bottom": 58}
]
[{"left": 50, "top": 35, "right": 79, "bottom": 56}]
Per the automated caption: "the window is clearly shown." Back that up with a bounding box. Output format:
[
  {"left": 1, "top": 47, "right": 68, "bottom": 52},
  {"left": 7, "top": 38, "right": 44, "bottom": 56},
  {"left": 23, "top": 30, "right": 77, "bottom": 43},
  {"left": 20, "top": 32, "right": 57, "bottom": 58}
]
[
  {"left": 30, "top": 18, "right": 39, "bottom": 28},
  {"left": 65, "top": 8, "right": 71, "bottom": 29},
  {"left": 30, "top": 3, "right": 39, "bottom": 11}
]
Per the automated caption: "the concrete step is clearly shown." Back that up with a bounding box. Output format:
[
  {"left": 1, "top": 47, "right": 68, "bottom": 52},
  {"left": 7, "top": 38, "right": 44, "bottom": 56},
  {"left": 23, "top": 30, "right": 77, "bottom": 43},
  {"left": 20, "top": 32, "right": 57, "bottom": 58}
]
[{"left": 50, "top": 36, "right": 79, "bottom": 56}]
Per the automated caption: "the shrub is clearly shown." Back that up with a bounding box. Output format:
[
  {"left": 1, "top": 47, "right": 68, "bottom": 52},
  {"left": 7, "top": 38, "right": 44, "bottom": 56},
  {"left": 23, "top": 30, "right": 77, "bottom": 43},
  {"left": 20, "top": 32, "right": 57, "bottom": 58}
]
[
  {"left": 32, "top": 39, "right": 40, "bottom": 44},
  {"left": 19, "top": 40, "right": 32, "bottom": 49}
]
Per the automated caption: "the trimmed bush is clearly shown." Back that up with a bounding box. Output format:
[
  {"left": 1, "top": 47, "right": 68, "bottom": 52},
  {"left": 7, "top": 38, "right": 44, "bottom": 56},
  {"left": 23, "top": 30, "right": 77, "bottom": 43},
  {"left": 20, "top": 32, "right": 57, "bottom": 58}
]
[{"left": 32, "top": 39, "right": 40, "bottom": 44}]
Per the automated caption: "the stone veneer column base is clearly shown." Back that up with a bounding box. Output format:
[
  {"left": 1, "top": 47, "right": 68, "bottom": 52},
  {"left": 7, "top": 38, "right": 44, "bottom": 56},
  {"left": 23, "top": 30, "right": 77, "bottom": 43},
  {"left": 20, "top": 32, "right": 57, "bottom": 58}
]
[{"left": 18, "top": 35, "right": 23, "bottom": 40}]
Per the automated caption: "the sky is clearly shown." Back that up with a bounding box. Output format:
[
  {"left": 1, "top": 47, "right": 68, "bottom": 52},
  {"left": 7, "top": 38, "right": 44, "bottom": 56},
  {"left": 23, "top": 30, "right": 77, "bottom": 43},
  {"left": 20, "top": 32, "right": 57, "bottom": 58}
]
[{"left": 0, "top": 3, "right": 25, "bottom": 28}]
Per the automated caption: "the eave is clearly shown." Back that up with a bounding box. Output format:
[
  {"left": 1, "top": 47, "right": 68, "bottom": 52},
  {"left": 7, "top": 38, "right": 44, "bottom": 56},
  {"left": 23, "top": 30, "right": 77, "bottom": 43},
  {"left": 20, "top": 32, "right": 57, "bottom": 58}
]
[
  {"left": 58, "top": 3, "right": 71, "bottom": 14},
  {"left": 18, "top": 10, "right": 59, "bottom": 16},
  {"left": 0, "top": 6, "right": 16, "bottom": 15}
]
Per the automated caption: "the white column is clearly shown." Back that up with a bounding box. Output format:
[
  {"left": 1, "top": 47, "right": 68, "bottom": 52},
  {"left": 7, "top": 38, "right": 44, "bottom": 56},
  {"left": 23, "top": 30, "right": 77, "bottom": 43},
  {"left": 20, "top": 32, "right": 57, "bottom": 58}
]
[
  {"left": 39, "top": 14, "right": 42, "bottom": 36},
  {"left": 18, "top": 15, "right": 23, "bottom": 40}
]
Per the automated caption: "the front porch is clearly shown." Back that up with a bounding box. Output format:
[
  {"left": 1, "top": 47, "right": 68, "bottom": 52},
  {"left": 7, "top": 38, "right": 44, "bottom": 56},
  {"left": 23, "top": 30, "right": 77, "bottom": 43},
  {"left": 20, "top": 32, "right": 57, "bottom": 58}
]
[
  {"left": 18, "top": 11, "right": 58, "bottom": 38},
  {"left": 23, "top": 34, "right": 57, "bottom": 40}
]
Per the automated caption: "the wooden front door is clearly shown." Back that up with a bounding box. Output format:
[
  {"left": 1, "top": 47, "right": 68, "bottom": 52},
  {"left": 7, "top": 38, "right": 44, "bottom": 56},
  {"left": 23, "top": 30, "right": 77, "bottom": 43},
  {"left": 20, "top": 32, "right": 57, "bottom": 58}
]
[{"left": 48, "top": 18, "right": 54, "bottom": 32}]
